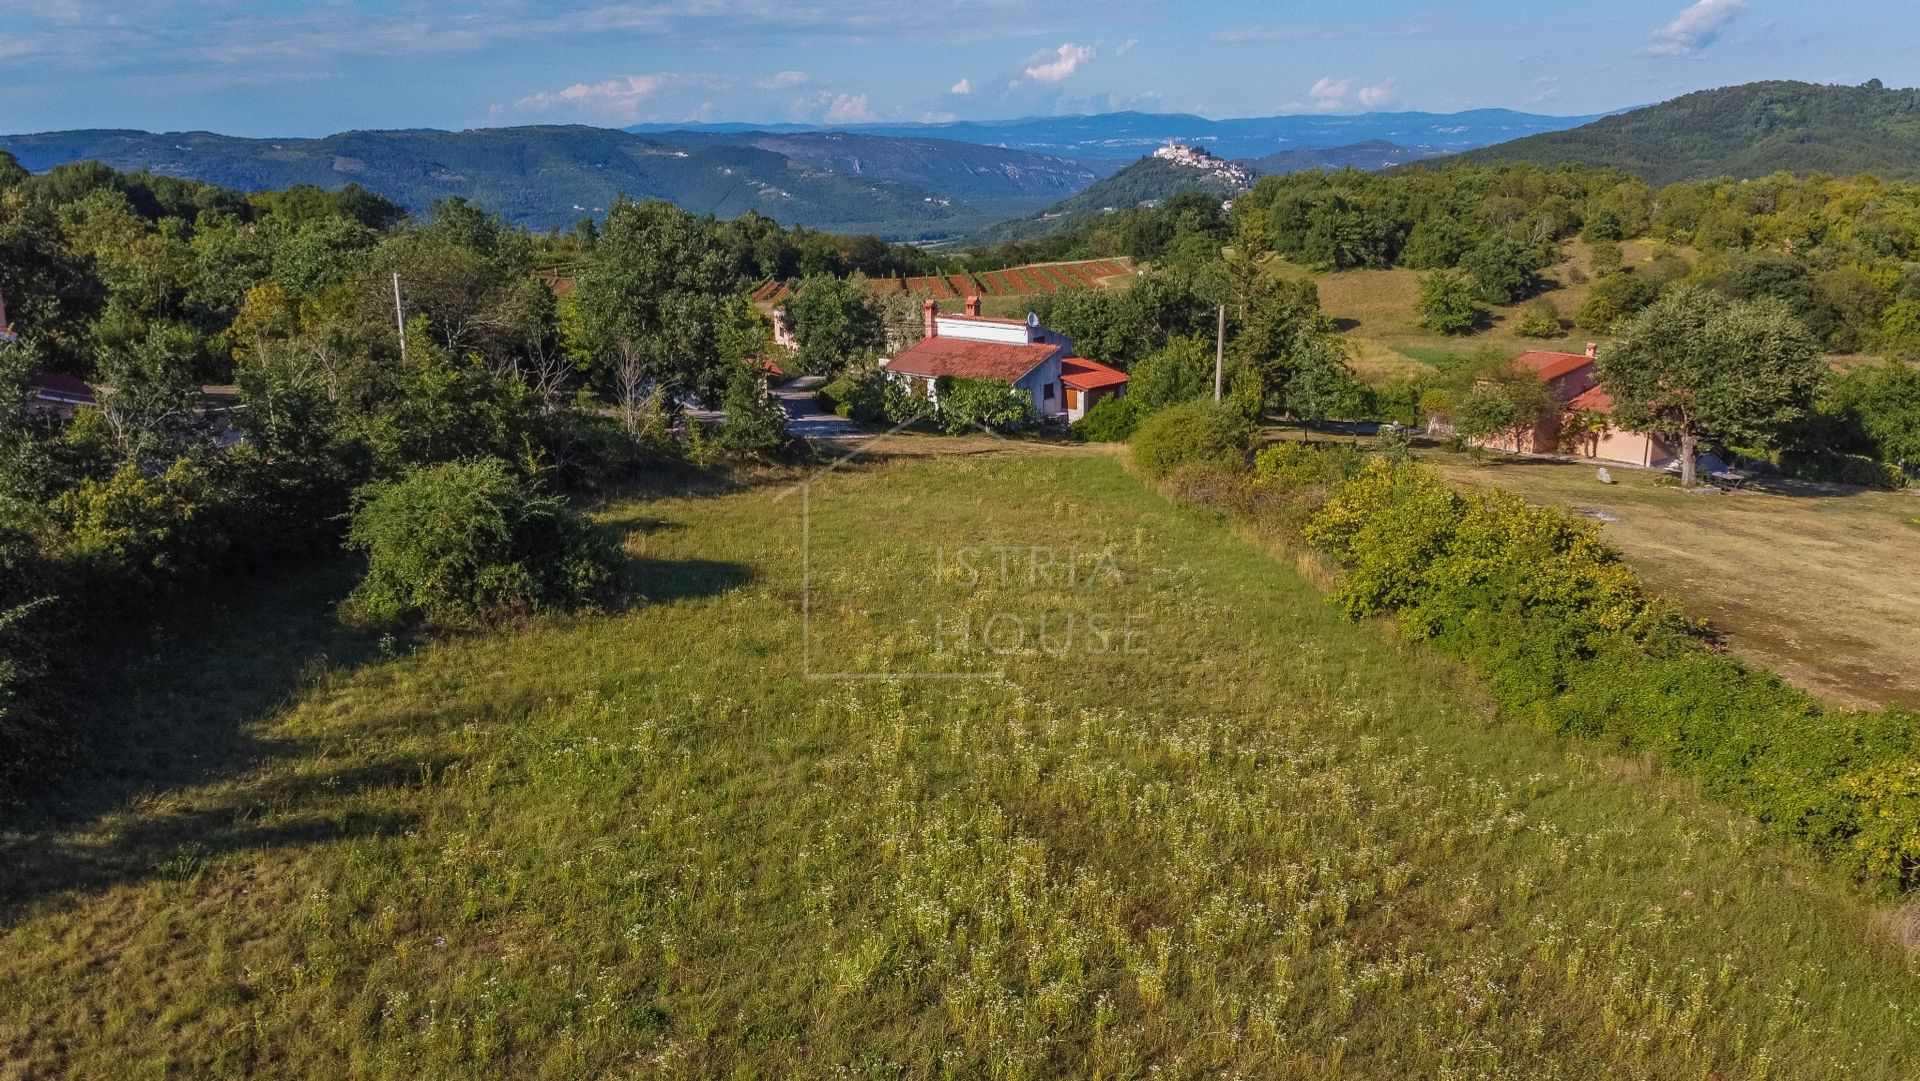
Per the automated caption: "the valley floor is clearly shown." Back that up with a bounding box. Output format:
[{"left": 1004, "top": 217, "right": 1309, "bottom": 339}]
[{"left": 3, "top": 447, "right": 1918, "bottom": 1078}]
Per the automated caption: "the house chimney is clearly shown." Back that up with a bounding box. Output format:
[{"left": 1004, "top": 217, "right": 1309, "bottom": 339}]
[
  {"left": 923, "top": 298, "right": 938, "bottom": 340},
  {"left": 1585, "top": 341, "right": 1598, "bottom": 359},
  {"left": 965, "top": 295, "right": 982, "bottom": 318}
]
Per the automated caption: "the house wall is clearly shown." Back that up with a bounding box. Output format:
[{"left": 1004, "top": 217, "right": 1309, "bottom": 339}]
[
  {"left": 1013, "top": 357, "right": 1066, "bottom": 418},
  {"left": 1064, "top": 383, "right": 1121, "bottom": 423},
  {"left": 1574, "top": 426, "right": 1680, "bottom": 470},
  {"left": 933, "top": 316, "right": 1029, "bottom": 346}
]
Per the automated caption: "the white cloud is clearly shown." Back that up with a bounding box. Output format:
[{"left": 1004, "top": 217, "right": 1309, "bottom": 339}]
[
  {"left": 1356, "top": 80, "right": 1395, "bottom": 109},
  {"left": 513, "top": 74, "right": 670, "bottom": 122},
  {"left": 1300, "top": 75, "right": 1394, "bottom": 112},
  {"left": 1023, "top": 42, "right": 1094, "bottom": 84},
  {"left": 507, "top": 71, "right": 739, "bottom": 122},
  {"left": 1115, "top": 38, "right": 1139, "bottom": 56},
  {"left": 1644, "top": 0, "right": 1748, "bottom": 57},
  {"left": 950, "top": 78, "right": 972, "bottom": 95},
  {"left": 1308, "top": 76, "right": 1351, "bottom": 109},
  {"left": 823, "top": 93, "right": 876, "bottom": 124},
  {"left": 754, "top": 70, "right": 810, "bottom": 90}
]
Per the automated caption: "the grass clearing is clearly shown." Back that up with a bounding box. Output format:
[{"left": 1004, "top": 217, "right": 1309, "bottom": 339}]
[
  {"left": 1424, "top": 446, "right": 1920, "bottom": 710},
  {"left": 4, "top": 446, "right": 1919, "bottom": 1077},
  {"left": 1272, "top": 240, "right": 1680, "bottom": 385}
]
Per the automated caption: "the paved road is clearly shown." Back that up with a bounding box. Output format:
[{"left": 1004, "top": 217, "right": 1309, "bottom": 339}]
[{"left": 776, "top": 376, "right": 868, "bottom": 440}]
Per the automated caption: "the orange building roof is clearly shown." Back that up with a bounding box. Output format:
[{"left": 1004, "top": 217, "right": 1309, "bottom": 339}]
[
  {"left": 1567, "top": 385, "right": 1614, "bottom": 413},
  {"left": 885, "top": 337, "right": 1058, "bottom": 382},
  {"left": 1060, "top": 356, "right": 1128, "bottom": 391},
  {"left": 1513, "top": 350, "right": 1596, "bottom": 383}
]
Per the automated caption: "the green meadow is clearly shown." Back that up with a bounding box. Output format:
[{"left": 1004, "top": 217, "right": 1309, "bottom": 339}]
[{"left": 4, "top": 445, "right": 1918, "bottom": 1078}]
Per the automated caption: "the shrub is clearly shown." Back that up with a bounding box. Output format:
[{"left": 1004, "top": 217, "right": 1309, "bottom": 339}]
[
  {"left": 344, "top": 458, "right": 618, "bottom": 631},
  {"left": 1251, "top": 441, "right": 1366, "bottom": 490},
  {"left": 1304, "top": 459, "right": 1920, "bottom": 894},
  {"left": 1130, "top": 399, "right": 1254, "bottom": 478},
  {"left": 936, "top": 377, "right": 1035, "bottom": 435},
  {"left": 53, "top": 456, "right": 232, "bottom": 602},
  {"left": 1129, "top": 336, "right": 1212, "bottom": 409},
  {"left": 1415, "top": 270, "right": 1483, "bottom": 335},
  {"left": 817, "top": 374, "right": 887, "bottom": 424},
  {"left": 0, "top": 516, "right": 59, "bottom": 787},
  {"left": 1513, "top": 298, "right": 1562, "bottom": 338},
  {"left": 1072, "top": 395, "right": 1146, "bottom": 442},
  {"left": 711, "top": 366, "right": 792, "bottom": 461},
  {"left": 1376, "top": 424, "right": 1416, "bottom": 462},
  {"left": 1831, "top": 762, "right": 1920, "bottom": 889},
  {"left": 1778, "top": 449, "right": 1907, "bottom": 489}
]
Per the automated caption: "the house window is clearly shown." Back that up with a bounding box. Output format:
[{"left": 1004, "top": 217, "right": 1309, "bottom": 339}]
[{"left": 1043, "top": 382, "right": 1056, "bottom": 402}]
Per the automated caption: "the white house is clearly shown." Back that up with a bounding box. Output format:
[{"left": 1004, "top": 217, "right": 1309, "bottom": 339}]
[{"left": 881, "top": 297, "right": 1126, "bottom": 421}]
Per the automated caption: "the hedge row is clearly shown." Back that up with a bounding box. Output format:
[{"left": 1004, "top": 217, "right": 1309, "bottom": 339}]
[{"left": 1299, "top": 459, "right": 1918, "bottom": 893}]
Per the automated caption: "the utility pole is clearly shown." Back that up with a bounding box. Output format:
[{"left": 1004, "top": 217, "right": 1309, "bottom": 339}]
[
  {"left": 1213, "top": 304, "right": 1225, "bottom": 402},
  {"left": 392, "top": 273, "right": 408, "bottom": 360}
]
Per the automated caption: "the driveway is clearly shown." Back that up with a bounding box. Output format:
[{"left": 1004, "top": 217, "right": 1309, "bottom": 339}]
[{"left": 777, "top": 376, "right": 867, "bottom": 440}]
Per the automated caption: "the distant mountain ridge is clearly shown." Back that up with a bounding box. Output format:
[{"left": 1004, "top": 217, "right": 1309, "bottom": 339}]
[
  {"left": 0, "top": 106, "right": 1600, "bottom": 240},
  {"left": 0, "top": 126, "right": 1074, "bottom": 237},
  {"left": 1243, "top": 140, "right": 1451, "bottom": 174},
  {"left": 648, "top": 129, "right": 1112, "bottom": 204},
  {"left": 1451, "top": 80, "right": 1920, "bottom": 184},
  {"left": 632, "top": 108, "right": 1604, "bottom": 162}
]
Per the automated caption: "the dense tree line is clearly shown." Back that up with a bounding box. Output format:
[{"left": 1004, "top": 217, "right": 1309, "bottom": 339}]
[{"left": 950, "top": 159, "right": 1920, "bottom": 482}]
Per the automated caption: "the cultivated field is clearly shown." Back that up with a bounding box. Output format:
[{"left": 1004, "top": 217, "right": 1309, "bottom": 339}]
[
  {"left": 4, "top": 447, "right": 1918, "bottom": 1077},
  {"left": 1425, "top": 447, "right": 1920, "bottom": 711}
]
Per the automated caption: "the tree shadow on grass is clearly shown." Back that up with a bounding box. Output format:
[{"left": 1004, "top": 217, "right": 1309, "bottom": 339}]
[{"left": 0, "top": 561, "right": 410, "bottom": 921}]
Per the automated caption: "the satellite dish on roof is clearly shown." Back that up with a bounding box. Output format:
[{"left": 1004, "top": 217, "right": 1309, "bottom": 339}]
[{"left": 1027, "top": 312, "right": 1039, "bottom": 327}]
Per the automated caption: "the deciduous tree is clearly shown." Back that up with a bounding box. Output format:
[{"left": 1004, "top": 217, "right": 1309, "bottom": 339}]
[{"left": 1598, "top": 286, "right": 1825, "bottom": 486}]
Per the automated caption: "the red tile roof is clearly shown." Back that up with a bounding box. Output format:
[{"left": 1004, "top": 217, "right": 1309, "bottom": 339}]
[
  {"left": 1567, "top": 385, "right": 1614, "bottom": 413},
  {"left": 1513, "top": 350, "right": 1594, "bottom": 383},
  {"left": 885, "top": 336, "right": 1058, "bottom": 382},
  {"left": 1060, "top": 356, "right": 1128, "bottom": 391}
]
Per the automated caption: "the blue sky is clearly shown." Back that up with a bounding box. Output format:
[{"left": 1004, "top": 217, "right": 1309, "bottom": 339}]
[{"left": 0, "top": 1, "right": 1914, "bottom": 135}]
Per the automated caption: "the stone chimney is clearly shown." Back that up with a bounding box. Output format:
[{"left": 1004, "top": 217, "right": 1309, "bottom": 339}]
[
  {"left": 1585, "top": 341, "right": 1598, "bottom": 359},
  {"left": 965, "top": 295, "right": 982, "bottom": 317},
  {"left": 923, "top": 298, "right": 938, "bottom": 340}
]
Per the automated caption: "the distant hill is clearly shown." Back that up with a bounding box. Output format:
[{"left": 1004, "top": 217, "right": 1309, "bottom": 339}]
[
  {"left": 1453, "top": 80, "right": 1920, "bottom": 184},
  {"left": 1241, "top": 140, "right": 1451, "bottom": 174},
  {"left": 968, "top": 146, "right": 1255, "bottom": 244},
  {"left": 651, "top": 129, "right": 1109, "bottom": 205},
  {"left": 0, "top": 126, "right": 1086, "bottom": 238},
  {"left": 0, "top": 106, "right": 1606, "bottom": 239},
  {"left": 633, "top": 108, "right": 1604, "bottom": 162}
]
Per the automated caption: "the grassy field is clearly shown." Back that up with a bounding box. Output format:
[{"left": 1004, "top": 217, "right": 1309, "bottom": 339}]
[
  {"left": 1268, "top": 239, "right": 1674, "bottom": 385},
  {"left": 1422, "top": 447, "right": 1920, "bottom": 711},
  {"left": 4, "top": 444, "right": 1919, "bottom": 1078}
]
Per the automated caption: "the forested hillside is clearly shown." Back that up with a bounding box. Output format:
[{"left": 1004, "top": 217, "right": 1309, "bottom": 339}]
[
  {"left": 1457, "top": 80, "right": 1920, "bottom": 184},
  {"left": 968, "top": 150, "right": 1254, "bottom": 245},
  {"left": 662, "top": 130, "right": 1107, "bottom": 205},
  {"left": 0, "top": 127, "right": 1075, "bottom": 237},
  {"left": 1242, "top": 140, "right": 1448, "bottom": 175}
]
